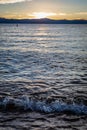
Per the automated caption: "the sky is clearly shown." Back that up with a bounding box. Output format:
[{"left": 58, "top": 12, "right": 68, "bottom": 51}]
[{"left": 0, "top": 0, "right": 87, "bottom": 19}]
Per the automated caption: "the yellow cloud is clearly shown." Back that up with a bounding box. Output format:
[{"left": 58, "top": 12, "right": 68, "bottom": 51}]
[
  {"left": 58, "top": 13, "right": 66, "bottom": 16},
  {"left": 76, "top": 12, "right": 87, "bottom": 15}
]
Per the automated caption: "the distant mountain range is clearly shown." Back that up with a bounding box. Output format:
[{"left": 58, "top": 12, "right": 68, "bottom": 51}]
[{"left": 0, "top": 18, "right": 87, "bottom": 24}]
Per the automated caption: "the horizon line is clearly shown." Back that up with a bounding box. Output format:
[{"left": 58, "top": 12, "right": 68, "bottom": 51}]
[{"left": 0, "top": 17, "right": 87, "bottom": 21}]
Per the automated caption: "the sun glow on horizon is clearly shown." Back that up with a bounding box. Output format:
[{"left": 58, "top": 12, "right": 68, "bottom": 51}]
[{"left": 31, "top": 12, "right": 56, "bottom": 19}]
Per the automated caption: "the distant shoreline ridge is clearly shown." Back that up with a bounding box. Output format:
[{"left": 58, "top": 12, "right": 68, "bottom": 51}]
[{"left": 0, "top": 18, "right": 87, "bottom": 24}]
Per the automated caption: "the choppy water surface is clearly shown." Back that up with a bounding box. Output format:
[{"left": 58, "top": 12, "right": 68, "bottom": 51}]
[{"left": 0, "top": 24, "right": 87, "bottom": 130}]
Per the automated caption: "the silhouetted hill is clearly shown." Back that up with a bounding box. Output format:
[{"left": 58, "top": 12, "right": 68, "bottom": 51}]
[{"left": 0, "top": 18, "right": 87, "bottom": 24}]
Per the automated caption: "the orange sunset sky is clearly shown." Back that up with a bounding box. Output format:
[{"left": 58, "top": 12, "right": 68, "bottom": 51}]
[{"left": 0, "top": 0, "right": 87, "bottom": 20}]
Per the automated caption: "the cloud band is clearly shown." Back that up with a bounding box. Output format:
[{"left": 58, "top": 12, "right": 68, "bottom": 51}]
[{"left": 0, "top": 0, "right": 31, "bottom": 4}]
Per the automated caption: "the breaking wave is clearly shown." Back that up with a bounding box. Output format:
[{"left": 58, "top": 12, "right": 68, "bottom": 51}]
[{"left": 0, "top": 96, "right": 87, "bottom": 114}]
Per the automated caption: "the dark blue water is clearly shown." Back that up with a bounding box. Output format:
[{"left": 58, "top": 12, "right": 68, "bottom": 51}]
[{"left": 0, "top": 24, "right": 87, "bottom": 130}]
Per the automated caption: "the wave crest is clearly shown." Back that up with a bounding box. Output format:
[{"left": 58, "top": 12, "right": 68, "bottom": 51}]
[{"left": 0, "top": 96, "right": 87, "bottom": 114}]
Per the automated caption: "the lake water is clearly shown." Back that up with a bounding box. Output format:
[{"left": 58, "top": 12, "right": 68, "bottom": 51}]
[{"left": 0, "top": 24, "right": 87, "bottom": 130}]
